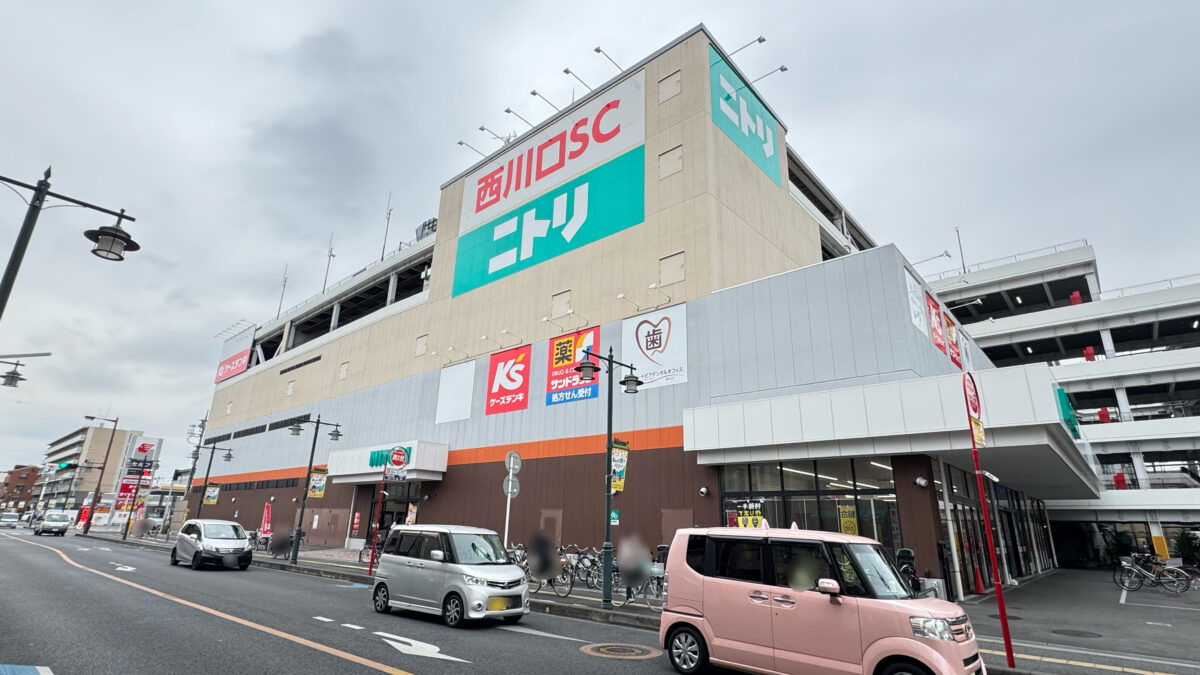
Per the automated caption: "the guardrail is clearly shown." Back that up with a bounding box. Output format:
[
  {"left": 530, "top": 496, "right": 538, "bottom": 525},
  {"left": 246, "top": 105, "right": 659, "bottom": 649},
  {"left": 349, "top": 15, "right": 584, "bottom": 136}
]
[
  {"left": 926, "top": 239, "right": 1089, "bottom": 281},
  {"left": 1096, "top": 273, "right": 1200, "bottom": 301}
]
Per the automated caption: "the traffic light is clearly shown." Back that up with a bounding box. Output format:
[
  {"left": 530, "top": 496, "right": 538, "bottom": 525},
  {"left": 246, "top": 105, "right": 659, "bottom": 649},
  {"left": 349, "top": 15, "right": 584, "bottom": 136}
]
[
  {"left": 57, "top": 462, "right": 78, "bottom": 471},
  {"left": 172, "top": 469, "right": 188, "bottom": 481}
]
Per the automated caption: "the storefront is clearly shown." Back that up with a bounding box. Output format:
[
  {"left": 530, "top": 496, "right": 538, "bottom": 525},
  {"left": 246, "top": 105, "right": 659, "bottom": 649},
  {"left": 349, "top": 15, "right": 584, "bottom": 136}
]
[{"left": 327, "top": 440, "right": 448, "bottom": 548}]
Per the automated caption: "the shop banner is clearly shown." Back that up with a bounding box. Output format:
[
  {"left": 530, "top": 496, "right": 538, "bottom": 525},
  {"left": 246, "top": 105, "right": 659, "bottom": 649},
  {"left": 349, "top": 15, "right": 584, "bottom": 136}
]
[
  {"left": 405, "top": 502, "right": 418, "bottom": 525},
  {"left": 611, "top": 441, "right": 629, "bottom": 492},
  {"left": 215, "top": 324, "right": 256, "bottom": 383},
  {"left": 115, "top": 477, "right": 140, "bottom": 511},
  {"left": 485, "top": 345, "right": 532, "bottom": 415},
  {"left": 202, "top": 485, "right": 221, "bottom": 505},
  {"left": 960, "top": 330, "right": 975, "bottom": 372},
  {"left": 964, "top": 372, "right": 987, "bottom": 447},
  {"left": 709, "top": 45, "right": 782, "bottom": 186},
  {"left": 260, "top": 502, "right": 273, "bottom": 536},
  {"left": 926, "top": 293, "right": 946, "bottom": 353},
  {"left": 839, "top": 505, "right": 859, "bottom": 535},
  {"left": 905, "top": 269, "right": 929, "bottom": 336},
  {"left": 308, "top": 469, "right": 328, "bottom": 499},
  {"left": 622, "top": 303, "right": 688, "bottom": 389},
  {"left": 546, "top": 327, "right": 600, "bottom": 405},
  {"left": 945, "top": 316, "right": 962, "bottom": 369},
  {"left": 736, "top": 501, "right": 765, "bottom": 528}
]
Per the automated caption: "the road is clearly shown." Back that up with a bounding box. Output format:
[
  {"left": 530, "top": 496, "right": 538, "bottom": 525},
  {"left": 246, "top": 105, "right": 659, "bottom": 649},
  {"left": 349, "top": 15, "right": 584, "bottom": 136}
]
[
  {"left": 0, "top": 530, "right": 672, "bottom": 675},
  {"left": 3, "top": 530, "right": 1199, "bottom": 675}
]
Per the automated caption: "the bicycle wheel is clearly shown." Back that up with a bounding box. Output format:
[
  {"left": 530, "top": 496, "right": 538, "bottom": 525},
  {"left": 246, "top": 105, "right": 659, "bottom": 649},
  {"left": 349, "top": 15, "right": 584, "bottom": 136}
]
[
  {"left": 552, "top": 568, "right": 574, "bottom": 598},
  {"left": 644, "top": 577, "right": 665, "bottom": 613},
  {"left": 1181, "top": 566, "right": 1200, "bottom": 591},
  {"left": 1159, "top": 568, "right": 1189, "bottom": 595},
  {"left": 613, "top": 581, "right": 636, "bottom": 608},
  {"left": 1112, "top": 566, "right": 1126, "bottom": 587},
  {"left": 1117, "top": 567, "right": 1144, "bottom": 591}
]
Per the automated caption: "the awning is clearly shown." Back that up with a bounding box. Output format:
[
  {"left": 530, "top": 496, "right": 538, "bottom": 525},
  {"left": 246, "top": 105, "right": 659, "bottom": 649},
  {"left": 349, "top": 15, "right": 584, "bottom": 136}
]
[{"left": 327, "top": 441, "right": 449, "bottom": 484}]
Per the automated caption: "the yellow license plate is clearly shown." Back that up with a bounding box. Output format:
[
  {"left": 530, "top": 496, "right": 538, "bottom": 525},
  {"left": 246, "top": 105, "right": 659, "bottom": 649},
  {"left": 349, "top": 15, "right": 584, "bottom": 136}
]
[{"left": 487, "top": 597, "right": 511, "bottom": 611}]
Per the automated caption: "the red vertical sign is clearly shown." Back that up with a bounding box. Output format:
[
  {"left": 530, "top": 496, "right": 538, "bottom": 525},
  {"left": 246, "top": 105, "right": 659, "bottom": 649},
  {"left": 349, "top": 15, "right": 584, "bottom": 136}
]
[
  {"left": 945, "top": 315, "right": 962, "bottom": 369},
  {"left": 486, "top": 344, "right": 532, "bottom": 415},
  {"left": 927, "top": 293, "right": 947, "bottom": 353}
]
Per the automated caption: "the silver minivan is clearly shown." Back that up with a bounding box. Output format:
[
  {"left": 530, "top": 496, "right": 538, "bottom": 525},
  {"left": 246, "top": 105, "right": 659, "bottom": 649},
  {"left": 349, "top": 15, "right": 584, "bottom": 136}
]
[
  {"left": 171, "top": 519, "right": 253, "bottom": 570},
  {"left": 371, "top": 524, "right": 528, "bottom": 628}
]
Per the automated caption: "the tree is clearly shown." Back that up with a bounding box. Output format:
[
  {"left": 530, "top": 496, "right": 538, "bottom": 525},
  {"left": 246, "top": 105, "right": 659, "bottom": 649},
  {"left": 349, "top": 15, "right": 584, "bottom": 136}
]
[{"left": 1173, "top": 529, "right": 1199, "bottom": 566}]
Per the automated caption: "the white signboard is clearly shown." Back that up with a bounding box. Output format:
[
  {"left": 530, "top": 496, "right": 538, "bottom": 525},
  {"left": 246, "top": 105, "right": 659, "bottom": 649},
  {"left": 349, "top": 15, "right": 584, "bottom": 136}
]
[
  {"left": 435, "top": 361, "right": 476, "bottom": 424},
  {"left": 622, "top": 304, "right": 688, "bottom": 390},
  {"left": 458, "top": 72, "right": 646, "bottom": 237},
  {"left": 960, "top": 329, "right": 975, "bottom": 372},
  {"left": 904, "top": 268, "right": 929, "bottom": 336},
  {"left": 125, "top": 435, "right": 163, "bottom": 461}
]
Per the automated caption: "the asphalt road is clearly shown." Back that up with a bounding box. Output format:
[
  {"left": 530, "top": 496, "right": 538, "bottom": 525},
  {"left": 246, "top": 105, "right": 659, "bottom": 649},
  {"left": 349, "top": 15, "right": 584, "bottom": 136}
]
[{"left": 0, "top": 530, "right": 673, "bottom": 675}]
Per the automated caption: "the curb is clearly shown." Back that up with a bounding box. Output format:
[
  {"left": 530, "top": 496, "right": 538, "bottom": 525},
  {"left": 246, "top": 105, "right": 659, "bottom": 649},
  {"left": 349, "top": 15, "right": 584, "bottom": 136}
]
[{"left": 984, "top": 668, "right": 1040, "bottom": 675}]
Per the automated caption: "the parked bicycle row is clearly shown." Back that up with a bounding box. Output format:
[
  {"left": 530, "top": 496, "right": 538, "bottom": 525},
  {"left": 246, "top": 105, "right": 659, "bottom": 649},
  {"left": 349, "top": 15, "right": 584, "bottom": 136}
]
[
  {"left": 507, "top": 540, "right": 669, "bottom": 612},
  {"left": 1112, "top": 552, "right": 1200, "bottom": 594}
]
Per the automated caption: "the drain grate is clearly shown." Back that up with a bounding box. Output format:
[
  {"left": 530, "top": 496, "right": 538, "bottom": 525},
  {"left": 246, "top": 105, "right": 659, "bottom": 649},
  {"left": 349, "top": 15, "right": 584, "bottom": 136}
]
[{"left": 1051, "top": 629, "right": 1102, "bottom": 638}]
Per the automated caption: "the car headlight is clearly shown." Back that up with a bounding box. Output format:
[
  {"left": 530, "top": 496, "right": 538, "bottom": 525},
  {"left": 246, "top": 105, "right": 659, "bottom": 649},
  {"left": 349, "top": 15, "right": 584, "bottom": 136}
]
[
  {"left": 910, "top": 617, "right": 955, "bottom": 641},
  {"left": 463, "top": 575, "right": 488, "bottom": 586},
  {"left": 202, "top": 543, "right": 216, "bottom": 552}
]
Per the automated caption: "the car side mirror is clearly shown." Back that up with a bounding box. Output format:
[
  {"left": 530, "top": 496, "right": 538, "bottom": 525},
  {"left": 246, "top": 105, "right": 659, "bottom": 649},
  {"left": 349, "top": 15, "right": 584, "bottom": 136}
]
[
  {"left": 430, "top": 550, "right": 444, "bottom": 562},
  {"left": 817, "top": 578, "right": 841, "bottom": 596}
]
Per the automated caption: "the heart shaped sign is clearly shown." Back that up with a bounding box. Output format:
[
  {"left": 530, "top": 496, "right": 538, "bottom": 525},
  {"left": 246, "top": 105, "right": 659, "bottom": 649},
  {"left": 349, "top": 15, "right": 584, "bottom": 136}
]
[{"left": 635, "top": 316, "right": 672, "bottom": 365}]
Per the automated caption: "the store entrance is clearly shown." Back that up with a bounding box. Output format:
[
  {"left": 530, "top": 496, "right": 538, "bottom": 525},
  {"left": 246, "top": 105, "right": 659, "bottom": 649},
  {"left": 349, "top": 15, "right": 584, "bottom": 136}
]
[{"left": 363, "top": 480, "right": 422, "bottom": 538}]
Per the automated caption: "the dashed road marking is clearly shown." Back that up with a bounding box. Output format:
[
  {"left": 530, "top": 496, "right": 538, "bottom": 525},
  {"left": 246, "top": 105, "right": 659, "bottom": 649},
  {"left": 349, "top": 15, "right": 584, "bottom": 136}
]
[
  {"left": 499, "top": 625, "right": 586, "bottom": 642},
  {"left": 1146, "top": 621, "right": 1173, "bottom": 627},
  {"left": 978, "top": 648, "right": 1175, "bottom": 675},
  {"left": 341, "top": 624, "right": 364, "bottom": 630},
  {"left": 313, "top": 616, "right": 334, "bottom": 622}
]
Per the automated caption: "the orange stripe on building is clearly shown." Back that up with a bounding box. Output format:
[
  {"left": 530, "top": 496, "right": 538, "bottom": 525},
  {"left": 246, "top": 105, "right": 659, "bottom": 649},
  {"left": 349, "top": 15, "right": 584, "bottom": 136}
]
[{"left": 196, "top": 426, "right": 684, "bottom": 483}]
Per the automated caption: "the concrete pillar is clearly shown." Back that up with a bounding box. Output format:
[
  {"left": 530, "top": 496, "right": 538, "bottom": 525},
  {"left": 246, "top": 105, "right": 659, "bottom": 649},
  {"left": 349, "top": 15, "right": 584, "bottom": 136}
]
[
  {"left": 1114, "top": 387, "right": 1133, "bottom": 421},
  {"left": 330, "top": 302, "right": 341, "bottom": 331},
  {"left": 891, "top": 455, "right": 944, "bottom": 581},
  {"left": 1100, "top": 328, "right": 1116, "bottom": 358},
  {"left": 1023, "top": 495, "right": 1044, "bottom": 574},
  {"left": 280, "top": 321, "right": 293, "bottom": 354},
  {"left": 254, "top": 344, "right": 266, "bottom": 367},
  {"left": 1130, "top": 450, "right": 1151, "bottom": 490},
  {"left": 386, "top": 273, "right": 398, "bottom": 305},
  {"left": 1042, "top": 507, "right": 1059, "bottom": 568},
  {"left": 937, "top": 457, "right": 965, "bottom": 601},
  {"left": 1085, "top": 272, "right": 1101, "bottom": 298}
]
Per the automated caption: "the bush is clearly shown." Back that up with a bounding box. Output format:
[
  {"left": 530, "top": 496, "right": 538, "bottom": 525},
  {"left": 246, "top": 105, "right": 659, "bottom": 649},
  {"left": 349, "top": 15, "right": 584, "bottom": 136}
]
[{"left": 1174, "top": 529, "right": 1199, "bottom": 566}]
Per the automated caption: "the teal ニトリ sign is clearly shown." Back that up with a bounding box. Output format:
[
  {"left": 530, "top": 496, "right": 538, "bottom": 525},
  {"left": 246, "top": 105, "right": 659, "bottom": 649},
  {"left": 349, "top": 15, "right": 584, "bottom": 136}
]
[
  {"left": 452, "top": 146, "right": 645, "bottom": 296},
  {"left": 709, "top": 44, "right": 782, "bottom": 186}
]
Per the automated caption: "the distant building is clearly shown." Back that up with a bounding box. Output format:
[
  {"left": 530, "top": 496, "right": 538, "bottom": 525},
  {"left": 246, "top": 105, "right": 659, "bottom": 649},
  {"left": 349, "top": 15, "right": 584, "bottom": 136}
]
[
  {"left": 31, "top": 425, "right": 145, "bottom": 511},
  {"left": 1, "top": 465, "right": 40, "bottom": 512}
]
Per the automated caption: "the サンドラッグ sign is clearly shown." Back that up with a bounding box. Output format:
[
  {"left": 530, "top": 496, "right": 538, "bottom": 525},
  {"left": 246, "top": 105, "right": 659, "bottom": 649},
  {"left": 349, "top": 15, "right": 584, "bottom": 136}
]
[{"left": 545, "top": 327, "right": 599, "bottom": 406}]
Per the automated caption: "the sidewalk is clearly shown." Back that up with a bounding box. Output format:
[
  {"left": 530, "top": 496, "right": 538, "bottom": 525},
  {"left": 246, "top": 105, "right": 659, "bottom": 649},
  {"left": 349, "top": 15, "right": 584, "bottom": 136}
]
[{"left": 74, "top": 531, "right": 661, "bottom": 630}]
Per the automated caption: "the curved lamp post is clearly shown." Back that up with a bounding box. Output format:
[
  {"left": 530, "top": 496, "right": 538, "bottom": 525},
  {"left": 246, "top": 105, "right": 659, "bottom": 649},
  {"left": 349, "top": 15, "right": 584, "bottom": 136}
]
[{"left": 286, "top": 416, "right": 342, "bottom": 564}]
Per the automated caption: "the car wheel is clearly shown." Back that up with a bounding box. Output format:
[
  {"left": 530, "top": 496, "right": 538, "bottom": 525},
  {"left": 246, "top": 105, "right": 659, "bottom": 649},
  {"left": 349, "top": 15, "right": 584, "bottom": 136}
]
[
  {"left": 373, "top": 584, "right": 391, "bottom": 613},
  {"left": 33, "top": 530, "right": 40, "bottom": 536},
  {"left": 239, "top": 563, "right": 251, "bottom": 571},
  {"left": 879, "top": 662, "right": 934, "bottom": 675},
  {"left": 502, "top": 614, "right": 522, "bottom": 624},
  {"left": 442, "top": 593, "right": 465, "bottom": 628},
  {"left": 668, "top": 626, "right": 708, "bottom": 674},
  {"left": 170, "top": 548, "right": 179, "bottom": 566},
  {"left": 191, "top": 553, "right": 202, "bottom": 570}
]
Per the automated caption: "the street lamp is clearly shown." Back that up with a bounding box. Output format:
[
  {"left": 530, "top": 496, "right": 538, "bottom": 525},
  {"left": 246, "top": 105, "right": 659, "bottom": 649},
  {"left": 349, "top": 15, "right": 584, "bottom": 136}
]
[
  {"left": 285, "top": 415, "right": 342, "bottom": 564},
  {"left": 194, "top": 441, "right": 233, "bottom": 520},
  {"left": 1, "top": 362, "right": 24, "bottom": 387},
  {"left": 81, "top": 414, "right": 118, "bottom": 536},
  {"left": 574, "top": 347, "right": 641, "bottom": 609},
  {"left": 0, "top": 168, "right": 141, "bottom": 325}
]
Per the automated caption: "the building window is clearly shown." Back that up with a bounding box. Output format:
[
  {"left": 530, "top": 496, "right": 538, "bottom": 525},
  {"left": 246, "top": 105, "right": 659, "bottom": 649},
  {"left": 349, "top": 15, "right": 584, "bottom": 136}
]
[
  {"left": 659, "top": 251, "right": 685, "bottom": 287},
  {"left": 551, "top": 290, "right": 571, "bottom": 320},
  {"left": 225, "top": 401, "right": 233, "bottom": 416},
  {"left": 658, "top": 145, "right": 683, "bottom": 179},
  {"left": 338, "top": 361, "right": 350, "bottom": 381},
  {"left": 414, "top": 334, "right": 428, "bottom": 357},
  {"left": 286, "top": 380, "right": 295, "bottom": 397},
  {"left": 658, "top": 69, "right": 682, "bottom": 103}
]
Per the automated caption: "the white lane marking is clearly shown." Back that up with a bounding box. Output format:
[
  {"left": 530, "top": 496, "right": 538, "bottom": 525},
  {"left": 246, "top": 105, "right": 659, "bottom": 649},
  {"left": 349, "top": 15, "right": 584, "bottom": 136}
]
[
  {"left": 341, "top": 624, "right": 364, "bottom": 630},
  {"left": 312, "top": 616, "right": 334, "bottom": 622},
  {"left": 976, "top": 635, "right": 1200, "bottom": 668},
  {"left": 1119, "top": 588, "right": 1127, "bottom": 604},
  {"left": 37, "top": 667, "right": 56, "bottom": 674},
  {"left": 1146, "top": 621, "right": 1173, "bottom": 627},
  {"left": 96, "top": 547, "right": 112, "bottom": 551},
  {"left": 75, "top": 548, "right": 90, "bottom": 551},
  {"left": 107, "top": 562, "right": 135, "bottom": 572},
  {"left": 1122, "top": 599, "right": 1200, "bottom": 612},
  {"left": 498, "top": 625, "right": 586, "bottom": 642},
  {"left": 374, "top": 632, "right": 468, "bottom": 663}
]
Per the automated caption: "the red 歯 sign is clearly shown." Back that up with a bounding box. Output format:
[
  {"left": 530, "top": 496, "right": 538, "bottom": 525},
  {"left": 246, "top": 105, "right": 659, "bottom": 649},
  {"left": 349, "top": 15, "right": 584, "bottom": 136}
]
[
  {"left": 945, "top": 315, "right": 962, "bottom": 369},
  {"left": 926, "top": 293, "right": 947, "bottom": 354},
  {"left": 486, "top": 344, "right": 532, "bottom": 415}
]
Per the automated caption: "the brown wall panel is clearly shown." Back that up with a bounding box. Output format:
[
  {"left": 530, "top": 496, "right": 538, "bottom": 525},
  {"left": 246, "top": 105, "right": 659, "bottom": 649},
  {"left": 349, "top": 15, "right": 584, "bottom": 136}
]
[
  {"left": 892, "top": 454, "right": 943, "bottom": 579},
  {"left": 183, "top": 482, "right": 356, "bottom": 547}
]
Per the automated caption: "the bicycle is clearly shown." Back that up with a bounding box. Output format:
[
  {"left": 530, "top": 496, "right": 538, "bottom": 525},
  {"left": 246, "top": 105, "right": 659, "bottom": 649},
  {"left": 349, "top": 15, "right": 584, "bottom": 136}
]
[
  {"left": 509, "top": 543, "right": 543, "bottom": 594},
  {"left": 612, "top": 560, "right": 667, "bottom": 613},
  {"left": 1115, "top": 553, "right": 1189, "bottom": 594},
  {"left": 359, "top": 529, "right": 388, "bottom": 565}
]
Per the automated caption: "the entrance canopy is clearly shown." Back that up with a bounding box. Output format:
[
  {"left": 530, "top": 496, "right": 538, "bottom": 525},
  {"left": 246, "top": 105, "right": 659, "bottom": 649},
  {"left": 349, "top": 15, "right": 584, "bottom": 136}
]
[
  {"left": 683, "top": 363, "right": 1099, "bottom": 500},
  {"left": 327, "top": 440, "right": 449, "bottom": 484}
]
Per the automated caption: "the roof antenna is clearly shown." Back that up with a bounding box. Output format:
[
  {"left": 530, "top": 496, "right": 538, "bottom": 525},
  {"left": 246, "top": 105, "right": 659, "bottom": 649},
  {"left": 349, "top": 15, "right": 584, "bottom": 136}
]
[
  {"left": 322, "top": 232, "right": 336, "bottom": 293},
  {"left": 276, "top": 263, "right": 289, "bottom": 319},
  {"left": 381, "top": 192, "right": 393, "bottom": 262}
]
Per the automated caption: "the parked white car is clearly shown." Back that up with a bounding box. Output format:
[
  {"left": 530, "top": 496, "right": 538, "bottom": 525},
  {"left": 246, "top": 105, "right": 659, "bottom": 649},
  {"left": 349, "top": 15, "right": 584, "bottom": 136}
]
[{"left": 170, "top": 519, "right": 253, "bottom": 570}]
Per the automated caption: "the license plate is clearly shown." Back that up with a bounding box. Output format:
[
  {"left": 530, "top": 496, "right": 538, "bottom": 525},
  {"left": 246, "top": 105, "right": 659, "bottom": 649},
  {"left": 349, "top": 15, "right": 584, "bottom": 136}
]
[
  {"left": 487, "top": 596, "right": 515, "bottom": 611},
  {"left": 223, "top": 555, "right": 238, "bottom": 566}
]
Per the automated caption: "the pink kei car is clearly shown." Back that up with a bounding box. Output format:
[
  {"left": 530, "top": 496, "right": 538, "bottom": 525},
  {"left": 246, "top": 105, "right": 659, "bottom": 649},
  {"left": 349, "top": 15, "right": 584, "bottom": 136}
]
[{"left": 659, "top": 528, "right": 983, "bottom": 675}]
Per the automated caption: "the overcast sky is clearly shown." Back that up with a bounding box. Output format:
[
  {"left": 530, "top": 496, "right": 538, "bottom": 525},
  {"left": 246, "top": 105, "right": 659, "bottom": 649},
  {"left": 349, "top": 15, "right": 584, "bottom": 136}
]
[{"left": 2, "top": 2, "right": 1197, "bottom": 473}]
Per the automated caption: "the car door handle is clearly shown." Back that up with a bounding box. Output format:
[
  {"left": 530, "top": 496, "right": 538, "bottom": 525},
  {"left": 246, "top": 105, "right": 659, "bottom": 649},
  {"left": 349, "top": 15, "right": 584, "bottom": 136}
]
[
  {"left": 748, "top": 591, "right": 770, "bottom": 602},
  {"left": 773, "top": 596, "right": 796, "bottom": 606}
]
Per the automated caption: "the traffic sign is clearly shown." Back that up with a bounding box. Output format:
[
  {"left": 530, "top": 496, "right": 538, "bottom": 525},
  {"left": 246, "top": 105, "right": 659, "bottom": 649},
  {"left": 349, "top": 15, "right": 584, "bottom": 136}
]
[
  {"left": 505, "top": 450, "right": 522, "bottom": 474},
  {"left": 502, "top": 476, "right": 520, "bottom": 498}
]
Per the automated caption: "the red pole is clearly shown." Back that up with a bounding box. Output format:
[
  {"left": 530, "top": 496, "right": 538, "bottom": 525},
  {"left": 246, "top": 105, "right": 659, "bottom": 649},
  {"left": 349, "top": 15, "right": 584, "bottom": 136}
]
[
  {"left": 963, "top": 372, "right": 1015, "bottom": 668},
  {"left": 367, "top": 476, "right": 385, "bottom": 575}
]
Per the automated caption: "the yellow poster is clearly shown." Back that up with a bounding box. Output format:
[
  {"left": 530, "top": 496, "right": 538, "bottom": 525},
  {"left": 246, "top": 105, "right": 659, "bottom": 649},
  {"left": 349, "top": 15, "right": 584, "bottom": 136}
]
[
  {"left": 736, "top": 501, "right": 765, "bottom": 528},
  {"left": 202, "top": 485, "right": 220, "bottom": 505},
  {"left": 971, "top": 418, "right": 987, "bottom": 447},
  {"left": 611, "top": 442, "right": 629, "bottom": 492},
  {"left": 839, "top": 505, "right": 858, "bottom": 535},
  {"left": 308, "top": 469, "right": 328, "bottom": 499}
]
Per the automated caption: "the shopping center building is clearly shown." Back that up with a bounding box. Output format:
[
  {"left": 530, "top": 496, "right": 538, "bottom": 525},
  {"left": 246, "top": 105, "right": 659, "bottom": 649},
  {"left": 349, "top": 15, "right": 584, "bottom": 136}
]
[{"left": 188, "top": 24, "right": 1194, "bottom": 600}]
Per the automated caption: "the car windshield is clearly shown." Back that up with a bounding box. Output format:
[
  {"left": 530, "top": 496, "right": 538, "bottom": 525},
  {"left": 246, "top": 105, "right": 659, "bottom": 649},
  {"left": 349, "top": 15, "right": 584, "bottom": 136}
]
[
  {"left": 846, "top": 543, "right": 913, "bottom": 599},
  {"left": 203, "top": 523, "right": 246, "bottom": 539},
  {"left": 45, "top": 513, "right": 69, "bottom": 522},
  {"left": 1, "top": 514, "right": 18, "bottom": 520},
  {"left": 450, "top": 533, "right": 509, "bottom": 565}
]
